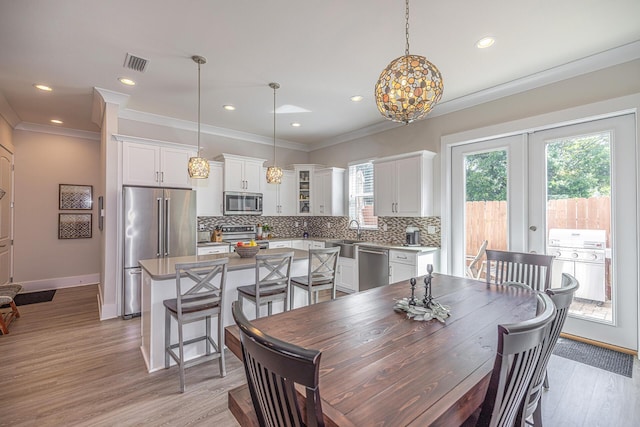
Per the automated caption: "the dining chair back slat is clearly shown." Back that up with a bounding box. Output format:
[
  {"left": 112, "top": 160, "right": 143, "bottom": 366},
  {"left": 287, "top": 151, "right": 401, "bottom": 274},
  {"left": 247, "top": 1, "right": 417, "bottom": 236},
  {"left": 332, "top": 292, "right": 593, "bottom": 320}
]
[
  {"left": 516, "top": 273, "right": 579, "bottom": 427},
  {"left": 485, "top": 250, "right": 554, "bottom": 291},
  {"left": 475, "top": 292, "right": 556, "bottom": 427},
  {"left": 232, "top": 301, "right": 324, "bottom": 427}
]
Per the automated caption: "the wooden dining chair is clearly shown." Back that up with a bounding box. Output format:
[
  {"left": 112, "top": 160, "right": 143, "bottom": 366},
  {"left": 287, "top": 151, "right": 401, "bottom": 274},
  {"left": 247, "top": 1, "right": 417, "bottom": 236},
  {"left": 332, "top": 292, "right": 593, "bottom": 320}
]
[
  {"left": 237, "top": 252, "right": 294, "bottom": 319},
  {"left": 485, "top": 249, "right": 554, "bottom": 291},
  {"left": 290, "top": 247, "right": 340, "bottom": 309},
  {"left": 466, "top": 240, "right": 488, "bottom": 279},
  {"left": 465, "top": 291, "right": 556, "bottom": 427},
  {"left": 164, "top": 258, "right": 228, "bottom": 393},
  {"left": 0, "top": 284, "right": 23, "bottom": 334},
  {"left": 516, "top": 273, "right": 579, "bottom": 427},
  {"left": 231, "top": 301, "right": 325, "bottom": 427}
]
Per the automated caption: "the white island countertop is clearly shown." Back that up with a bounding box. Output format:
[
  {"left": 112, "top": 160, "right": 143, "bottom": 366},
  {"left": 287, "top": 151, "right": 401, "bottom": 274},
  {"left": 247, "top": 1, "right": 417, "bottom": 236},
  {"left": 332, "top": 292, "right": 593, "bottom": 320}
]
[{"left": 138, "top": 248, "right": 309, "bottom": 280}]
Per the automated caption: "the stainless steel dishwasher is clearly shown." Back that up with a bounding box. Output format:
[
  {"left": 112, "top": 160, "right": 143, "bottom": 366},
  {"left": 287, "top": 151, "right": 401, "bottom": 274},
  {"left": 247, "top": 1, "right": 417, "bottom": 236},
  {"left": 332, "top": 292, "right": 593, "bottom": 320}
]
[{"left": 358, "top": 246, "right": 389, "bottom": 290}]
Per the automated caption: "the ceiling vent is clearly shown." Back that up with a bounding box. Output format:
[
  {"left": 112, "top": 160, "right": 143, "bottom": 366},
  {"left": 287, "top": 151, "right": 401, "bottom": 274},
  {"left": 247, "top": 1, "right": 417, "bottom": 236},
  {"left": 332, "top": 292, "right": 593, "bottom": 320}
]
[{"left": 123, "top": 53, "right": 148, "bottom": 73}]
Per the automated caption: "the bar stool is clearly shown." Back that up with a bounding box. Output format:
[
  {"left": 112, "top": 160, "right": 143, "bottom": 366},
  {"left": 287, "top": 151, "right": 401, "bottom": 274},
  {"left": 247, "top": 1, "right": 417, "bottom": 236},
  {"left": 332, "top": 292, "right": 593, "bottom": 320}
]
[
  {"left": 290, "top": 247, "right": 340, "bottom": 309},
  {"left": 237, "top": 252, "right": 294, "bottom": 319},
  {"left": 164, "top": 258, "right": 228, "bottom": 393}
]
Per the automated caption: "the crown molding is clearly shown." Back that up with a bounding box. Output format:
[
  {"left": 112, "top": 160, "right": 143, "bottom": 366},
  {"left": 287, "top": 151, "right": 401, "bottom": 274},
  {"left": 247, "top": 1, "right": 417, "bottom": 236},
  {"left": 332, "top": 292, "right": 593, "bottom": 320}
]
[
  {"left": 0, "top": 91, "right": 21, "bottom": 128},
  {"left": 119, "top": 108, "right": 310, "bottom": 152},
  {"left": 92, "top": 87, "right": 130, "bottom": 126},
  {"left": 309, "top": 40, "right": 640, "bottom": 151},
  {"left": 15, "top": 122, "right": 100, "bottom": 141}
]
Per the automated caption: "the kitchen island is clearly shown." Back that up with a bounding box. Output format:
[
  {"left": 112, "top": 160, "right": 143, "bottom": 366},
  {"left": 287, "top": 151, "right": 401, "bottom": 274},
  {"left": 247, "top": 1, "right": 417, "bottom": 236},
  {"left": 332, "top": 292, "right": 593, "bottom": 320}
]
[{"left": 138, "top": 248, "right": 309, "bottom": 372}]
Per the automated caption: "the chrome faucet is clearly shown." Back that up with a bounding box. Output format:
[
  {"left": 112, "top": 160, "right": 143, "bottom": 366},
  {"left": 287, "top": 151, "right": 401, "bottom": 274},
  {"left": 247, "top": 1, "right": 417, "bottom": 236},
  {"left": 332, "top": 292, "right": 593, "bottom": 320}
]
[{"left": 348, "top": 219, "right": 362, "bottom": 240}]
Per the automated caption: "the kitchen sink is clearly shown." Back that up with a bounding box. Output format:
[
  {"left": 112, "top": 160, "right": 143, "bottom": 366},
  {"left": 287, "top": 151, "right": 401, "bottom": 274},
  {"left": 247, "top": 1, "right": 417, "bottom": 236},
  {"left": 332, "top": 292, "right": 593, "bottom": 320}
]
[{"left": 325, "top": 239, "right": 361, "bottom": 259}]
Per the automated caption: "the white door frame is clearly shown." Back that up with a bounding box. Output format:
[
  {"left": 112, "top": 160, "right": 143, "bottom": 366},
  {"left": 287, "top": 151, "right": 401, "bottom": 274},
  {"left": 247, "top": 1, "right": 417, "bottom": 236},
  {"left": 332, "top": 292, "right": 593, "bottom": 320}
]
[{"left": 441, "top": 93, "right": 640, "bottom": 355}]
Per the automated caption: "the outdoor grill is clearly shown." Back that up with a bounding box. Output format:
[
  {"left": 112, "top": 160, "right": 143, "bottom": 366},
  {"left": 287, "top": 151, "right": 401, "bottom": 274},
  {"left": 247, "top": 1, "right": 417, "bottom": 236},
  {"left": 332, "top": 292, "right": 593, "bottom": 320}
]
[{"left": 547, "top": 228, "right": 607, "bottom": 302}]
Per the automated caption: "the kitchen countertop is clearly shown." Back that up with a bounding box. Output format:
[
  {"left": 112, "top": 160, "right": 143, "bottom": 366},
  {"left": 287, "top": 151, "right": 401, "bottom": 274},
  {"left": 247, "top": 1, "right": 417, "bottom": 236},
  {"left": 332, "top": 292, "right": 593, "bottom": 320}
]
[
  {"left": 197, "top": 236, "right": 440, "bottom": 253},
  {"left": 139, "top": 248, "right": 308, "bottom": 280}
]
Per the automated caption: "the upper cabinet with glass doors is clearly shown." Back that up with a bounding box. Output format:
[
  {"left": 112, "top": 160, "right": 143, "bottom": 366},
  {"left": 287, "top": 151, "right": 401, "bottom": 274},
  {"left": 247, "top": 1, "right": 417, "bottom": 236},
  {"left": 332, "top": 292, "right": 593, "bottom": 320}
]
[{"left": 373, "top": 150, "right": 435, "bottom": 217}]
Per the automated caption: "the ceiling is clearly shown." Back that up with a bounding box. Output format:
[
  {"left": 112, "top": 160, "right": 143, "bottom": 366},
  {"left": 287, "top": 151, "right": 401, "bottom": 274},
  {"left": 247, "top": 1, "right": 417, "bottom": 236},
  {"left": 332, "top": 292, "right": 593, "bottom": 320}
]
[{"left": 1, "top": 0, "right": 639, "bottom": 149}]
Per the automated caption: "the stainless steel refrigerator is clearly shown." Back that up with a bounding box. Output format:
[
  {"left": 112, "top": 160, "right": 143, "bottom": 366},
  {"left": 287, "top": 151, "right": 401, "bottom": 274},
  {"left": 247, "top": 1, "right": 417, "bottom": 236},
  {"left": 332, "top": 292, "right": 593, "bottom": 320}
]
[{"left": 122, "top": 186, "right": 196, "bottom": 318}]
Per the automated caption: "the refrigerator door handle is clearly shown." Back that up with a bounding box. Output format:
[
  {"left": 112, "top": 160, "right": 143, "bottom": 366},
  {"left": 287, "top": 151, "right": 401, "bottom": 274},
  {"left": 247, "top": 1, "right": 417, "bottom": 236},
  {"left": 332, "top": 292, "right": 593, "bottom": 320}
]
[
  {"left": 165, "top": 197, "right": 170, "bottom": 257},
  {"left": 156, "top": 197, "right": 163, "bottom": 257}
]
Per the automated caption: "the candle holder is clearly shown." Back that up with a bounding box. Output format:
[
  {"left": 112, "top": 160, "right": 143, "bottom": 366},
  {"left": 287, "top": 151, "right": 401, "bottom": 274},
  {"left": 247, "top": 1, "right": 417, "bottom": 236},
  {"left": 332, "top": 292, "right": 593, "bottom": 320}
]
[
  {"left": 409, "top": 278, "right": 417, "bottom": 306},
  {"left": 423, "top": 264, "right": 434, "bottom": 308}
]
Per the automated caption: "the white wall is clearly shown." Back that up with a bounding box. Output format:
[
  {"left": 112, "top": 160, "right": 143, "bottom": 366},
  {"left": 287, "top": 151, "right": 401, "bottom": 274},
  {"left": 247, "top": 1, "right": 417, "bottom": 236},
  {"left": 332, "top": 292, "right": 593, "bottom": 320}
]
[{"left": 13, "top": 129, "right": 101, "bottom": 291}]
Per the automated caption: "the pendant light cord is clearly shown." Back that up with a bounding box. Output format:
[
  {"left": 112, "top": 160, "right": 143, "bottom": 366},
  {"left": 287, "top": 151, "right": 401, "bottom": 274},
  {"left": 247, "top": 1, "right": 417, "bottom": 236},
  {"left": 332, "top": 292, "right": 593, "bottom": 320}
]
[
  {"left": 197, "top": 60, "right": 201, "bottom": 156},
  {"left": 269, "top": 82, "right": 280, "bottom": 166},
  {"left": 405, "top": 0, "right": 410, "bottom": 56}
]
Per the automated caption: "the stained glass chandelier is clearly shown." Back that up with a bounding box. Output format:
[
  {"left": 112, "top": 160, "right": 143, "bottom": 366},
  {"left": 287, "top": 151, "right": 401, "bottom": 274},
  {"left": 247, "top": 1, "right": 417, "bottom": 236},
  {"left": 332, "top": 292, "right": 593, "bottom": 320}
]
[{"left": 374, "top": 0, "right": 444, "bottom": 124}]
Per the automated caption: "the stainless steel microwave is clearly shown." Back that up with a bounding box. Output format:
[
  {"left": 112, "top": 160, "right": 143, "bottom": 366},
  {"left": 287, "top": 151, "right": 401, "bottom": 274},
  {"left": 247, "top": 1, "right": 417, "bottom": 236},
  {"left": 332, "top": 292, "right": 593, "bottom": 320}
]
[{"left": 223, "top": 192, "right": 263, "bottom": 215}]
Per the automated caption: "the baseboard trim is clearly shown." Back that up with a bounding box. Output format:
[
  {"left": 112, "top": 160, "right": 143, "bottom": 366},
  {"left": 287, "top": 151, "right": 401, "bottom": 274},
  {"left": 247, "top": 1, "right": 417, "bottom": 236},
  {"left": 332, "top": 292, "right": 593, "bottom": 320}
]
[
  {"left": 559, "top": 332, "right": 637, "bottom": 356},
  {"left": 17, "top": 273, "right": 100, "bottom": 292}
]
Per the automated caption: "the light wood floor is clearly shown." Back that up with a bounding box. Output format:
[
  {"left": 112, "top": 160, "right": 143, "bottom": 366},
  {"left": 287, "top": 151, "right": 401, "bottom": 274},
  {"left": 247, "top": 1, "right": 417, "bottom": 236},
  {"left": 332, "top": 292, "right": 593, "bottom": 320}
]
[{"left": 1, "top": 285, "right": 638, "bottom": 426}]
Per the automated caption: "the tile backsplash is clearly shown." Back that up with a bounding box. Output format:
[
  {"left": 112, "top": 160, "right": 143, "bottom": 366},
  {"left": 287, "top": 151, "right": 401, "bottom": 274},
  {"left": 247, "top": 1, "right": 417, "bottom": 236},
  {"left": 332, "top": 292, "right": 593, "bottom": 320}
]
[{"left": 198, "top": 215, "right": 441, "bottom": 247}]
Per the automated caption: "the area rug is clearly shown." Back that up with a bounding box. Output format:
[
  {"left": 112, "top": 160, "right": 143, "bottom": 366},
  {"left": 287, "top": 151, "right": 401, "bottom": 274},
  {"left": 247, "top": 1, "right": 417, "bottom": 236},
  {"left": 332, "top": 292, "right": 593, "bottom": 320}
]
[
  {"left": 552, "top": 337, "right": 633, "bottom": 378},
  {"left": 1, "top": 289, "right": 57, "bottom": 307}
]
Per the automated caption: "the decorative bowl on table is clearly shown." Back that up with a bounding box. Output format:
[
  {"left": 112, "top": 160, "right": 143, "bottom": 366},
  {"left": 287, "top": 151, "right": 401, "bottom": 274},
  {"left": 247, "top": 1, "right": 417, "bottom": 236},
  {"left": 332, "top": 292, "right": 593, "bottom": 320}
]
[{"left": 235, "top": 245, "right": 260, "bottom": 258}]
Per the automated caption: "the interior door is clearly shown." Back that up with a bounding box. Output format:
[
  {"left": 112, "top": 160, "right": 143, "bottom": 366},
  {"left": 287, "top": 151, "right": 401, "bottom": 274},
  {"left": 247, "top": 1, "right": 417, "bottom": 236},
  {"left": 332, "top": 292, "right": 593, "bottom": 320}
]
[
  {"left": 0, "top": 145, "right": 13, "bottom": 285},
  {"left": 529, "top": 114, "right": 637, "bottom": 350},
  {"left": 450, "top": 134, "right": 527, "bottom": 277}
]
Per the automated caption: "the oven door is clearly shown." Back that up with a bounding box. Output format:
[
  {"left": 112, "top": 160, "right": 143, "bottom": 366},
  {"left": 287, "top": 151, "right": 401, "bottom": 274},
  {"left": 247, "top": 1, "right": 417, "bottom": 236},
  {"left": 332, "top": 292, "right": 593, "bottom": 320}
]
[{"left": 224, "top": 192, "right": 263, "bottom": 215}]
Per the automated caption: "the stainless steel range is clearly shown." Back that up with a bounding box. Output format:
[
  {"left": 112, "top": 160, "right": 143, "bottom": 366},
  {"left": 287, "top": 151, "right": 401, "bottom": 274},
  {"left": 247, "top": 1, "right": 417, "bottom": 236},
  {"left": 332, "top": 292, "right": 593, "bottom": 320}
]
[
  {"left": 221, "top": 224, "right": 269, "bottom": 251},
  {"left": 547, "top": 228, "right": 606, "bottom": 302}
]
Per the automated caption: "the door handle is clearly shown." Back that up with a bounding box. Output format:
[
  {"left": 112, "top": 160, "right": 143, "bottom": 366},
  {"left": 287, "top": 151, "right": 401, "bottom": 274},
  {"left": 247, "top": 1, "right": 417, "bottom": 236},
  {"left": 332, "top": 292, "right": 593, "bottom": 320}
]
[
  {"left": 164, "top": 198, "right": 170, "bottom": 256},
  {"left": 161, "top": 171, "right": 164, "bottom": 183},
  {"left": 155, "top": 171, "right": 159, "bottom": 182},
  {"left": 529, "top": 225, "right": 537, "bottom": 231},
  {"left": 156, "top": 198, "right": 162, "bottom": 257}
]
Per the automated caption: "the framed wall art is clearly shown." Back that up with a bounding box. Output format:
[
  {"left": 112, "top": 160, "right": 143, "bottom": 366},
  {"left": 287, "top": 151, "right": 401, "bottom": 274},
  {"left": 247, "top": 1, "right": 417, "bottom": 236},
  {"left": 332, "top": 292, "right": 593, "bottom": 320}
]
[
  {"left": 59, "top": 184, "right": 93, "bottom": 210},
  {"left": 58, "top": 213, "right": 92, "bottom": 239}
]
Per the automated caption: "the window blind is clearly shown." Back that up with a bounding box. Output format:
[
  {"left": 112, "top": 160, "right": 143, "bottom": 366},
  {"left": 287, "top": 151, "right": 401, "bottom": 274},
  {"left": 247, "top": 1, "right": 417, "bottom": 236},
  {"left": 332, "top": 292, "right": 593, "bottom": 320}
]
[{"left": 348, "top": 162, "right": 377, "bottom": 229}]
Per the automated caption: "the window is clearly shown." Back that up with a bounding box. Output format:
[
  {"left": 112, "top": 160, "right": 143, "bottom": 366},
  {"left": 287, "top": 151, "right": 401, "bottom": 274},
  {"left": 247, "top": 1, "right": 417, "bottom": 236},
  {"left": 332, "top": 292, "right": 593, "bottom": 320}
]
[{"left": 348, "top": 161, "right": 377, "bottom": 229}]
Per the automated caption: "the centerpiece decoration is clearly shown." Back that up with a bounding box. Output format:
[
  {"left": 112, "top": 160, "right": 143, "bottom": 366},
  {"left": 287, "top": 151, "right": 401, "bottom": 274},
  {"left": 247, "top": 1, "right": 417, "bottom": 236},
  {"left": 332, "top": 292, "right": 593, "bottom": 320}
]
[{"left": 393, "top": 264, "right": 451, "bottom": 322}]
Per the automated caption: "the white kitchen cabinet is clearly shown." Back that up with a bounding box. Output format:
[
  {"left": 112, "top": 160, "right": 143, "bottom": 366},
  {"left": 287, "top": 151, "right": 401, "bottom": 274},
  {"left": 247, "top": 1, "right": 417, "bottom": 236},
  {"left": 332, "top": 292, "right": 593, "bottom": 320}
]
[
  {"left": 373, "top": 151, "right": 435, "bottom": 217},
  {"left": 313, "top": 167, "right": 345, "bottom": 216},
  {"left": 268, "top": 240, "right": 292, "bottom": 249},
  {"left": 194, "top": 161, "right": 224, "bottom": 216},
  {"left": 217, "top": 154, "right": 265, "bottom": 193},
  {"left": 291, "top": 240, "right": 324, "bottom": 250},
  {"left": 123, "top": 141, "right": 195, "bottom": 188},
  {"left": 197, "top": 245, "right": 230, "bottom": 255},
  {"left": 262, "top": 169, "right": 295, "bottom": 216},
  {"left": 337, "top": 257, "right": 358, "bottom": 293},
  {"left": 388, "top": 249, "right": 439, "bottom": 283}
]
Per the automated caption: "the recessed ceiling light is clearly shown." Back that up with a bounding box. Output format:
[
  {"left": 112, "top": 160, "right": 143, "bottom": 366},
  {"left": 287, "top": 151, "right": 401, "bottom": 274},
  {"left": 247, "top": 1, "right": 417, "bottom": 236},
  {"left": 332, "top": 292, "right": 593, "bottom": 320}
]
[
  {"left": 291, "top": 122, "right": 302, "bottom": 127},
  {"left": 350, "top": 95, "right": 364, "bottom": 102},
  {"left": 476, "top": 37, "right": 495, "bottom": 49},
  {"left": 50, "top": 119, "right": 63, "bottom": 124},
  {"left": 223, "top": 105, "right": 236, "bottom": 111},
  {"left": 34, "top": 84, "right": 53, "bottom": 92},
  {"left": 118, "top": 77, "right": 136, "bottom": 86}
]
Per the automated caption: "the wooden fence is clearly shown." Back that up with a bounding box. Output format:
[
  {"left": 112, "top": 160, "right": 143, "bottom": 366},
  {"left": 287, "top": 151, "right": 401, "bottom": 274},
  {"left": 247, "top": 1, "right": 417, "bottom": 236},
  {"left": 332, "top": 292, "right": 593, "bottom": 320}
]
[{"left": 465, "top": 197, "right": 611, "bottom": 255}]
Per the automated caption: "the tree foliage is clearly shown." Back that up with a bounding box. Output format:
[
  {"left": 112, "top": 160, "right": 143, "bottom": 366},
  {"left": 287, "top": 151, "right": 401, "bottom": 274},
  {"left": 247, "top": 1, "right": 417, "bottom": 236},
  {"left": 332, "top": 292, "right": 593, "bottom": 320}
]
[
  {"left": 465, "top": 151, "right": 507, "bottom": 202},
  {"left": 464, "top": 132, "right": 610, "bottom": 202}
]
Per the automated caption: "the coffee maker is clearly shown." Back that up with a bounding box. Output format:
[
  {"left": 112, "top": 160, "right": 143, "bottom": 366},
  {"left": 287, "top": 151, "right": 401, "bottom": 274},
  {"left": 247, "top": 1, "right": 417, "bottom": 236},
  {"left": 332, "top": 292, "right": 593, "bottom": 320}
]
[{"left": 405, "top": 226, "right": 421, "bottom": 246}]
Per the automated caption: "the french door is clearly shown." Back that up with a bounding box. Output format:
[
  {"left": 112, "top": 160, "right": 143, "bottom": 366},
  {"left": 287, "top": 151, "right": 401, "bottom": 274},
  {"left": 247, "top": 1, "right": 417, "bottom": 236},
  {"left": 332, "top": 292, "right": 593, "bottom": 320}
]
[{"left": 450, "top": 114, "right": 638, "bottom": 350}]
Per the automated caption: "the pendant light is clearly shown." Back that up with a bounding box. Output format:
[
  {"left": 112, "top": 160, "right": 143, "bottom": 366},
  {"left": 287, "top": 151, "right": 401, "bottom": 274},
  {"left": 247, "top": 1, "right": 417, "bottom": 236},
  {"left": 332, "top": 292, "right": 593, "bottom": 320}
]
[
  {"left": 374, "top": 0, "right": 444, "bottom": 124},
  {"left": 188, "top": 55, "right": 210, "bottom": 179},
  {"left": 265, "top": 82, "right": 283, "bottom": 184}
]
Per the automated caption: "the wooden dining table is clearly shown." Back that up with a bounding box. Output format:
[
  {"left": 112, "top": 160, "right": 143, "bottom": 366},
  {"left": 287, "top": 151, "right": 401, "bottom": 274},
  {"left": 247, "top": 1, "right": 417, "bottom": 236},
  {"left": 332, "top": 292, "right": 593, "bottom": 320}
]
[{"left": 225, "top": 273, "right": 537, "bottom": 427}]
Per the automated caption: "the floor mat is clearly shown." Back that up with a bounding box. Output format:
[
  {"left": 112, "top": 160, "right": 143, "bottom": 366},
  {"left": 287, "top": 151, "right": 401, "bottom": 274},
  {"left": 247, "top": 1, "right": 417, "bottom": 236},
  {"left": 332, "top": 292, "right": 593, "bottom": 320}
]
[
  {"left": 552, "top": 337, "right": 633, "bottom": 378},
  {"left": 1, "top": 289, "right": 57, "bottom": 307}
]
